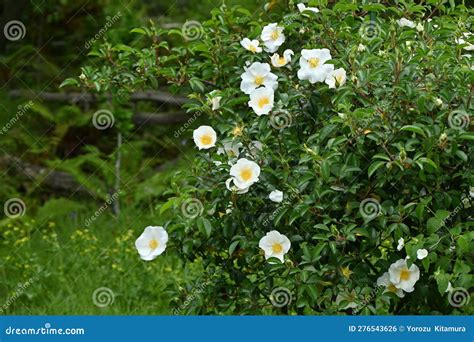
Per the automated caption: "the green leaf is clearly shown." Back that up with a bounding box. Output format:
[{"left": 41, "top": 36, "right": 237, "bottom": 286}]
[
  {"left": 59, "top": 78, "right": 79, "bottom": 88},
  {"left": 401, "top": 125, "right": 426, "bottom": 137},
  {"left": 368, "top": 161, "right": 385, "bottom": 178},
  {"left": 435, "top": 271, "right": 450, "bottom": 295},
  {"left": 159, "top": 198, "right": 175, "bottom": 215},
  {"left": 228, "top": 240, "right": 240, "bottom": 256},
  {"left": 197, "top": 217, "right": 212, "bottom": 238},
  {"left": 130, "top": 27, "right": 148, "bottom": 35},
  {"left": 321, "top": 160, "right": 331, "bottom": 180},
  {"left": 459, "top": 132, "right": 474, "bottom": 141},
  {"left": 372, "top": 153, "right": 391, "bottom": 161},
  {"left": 418, "top": 157, "right": 438, "bottom": 170}
]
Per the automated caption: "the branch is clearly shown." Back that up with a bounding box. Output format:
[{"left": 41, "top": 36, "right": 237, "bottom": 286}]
[{"left": 0, "top": 155, "right": 89, "bottom": 195}]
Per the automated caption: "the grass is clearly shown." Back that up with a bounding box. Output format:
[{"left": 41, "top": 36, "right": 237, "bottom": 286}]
[{"left": 0, "top": 201, "right": 202, "bottom": 315}]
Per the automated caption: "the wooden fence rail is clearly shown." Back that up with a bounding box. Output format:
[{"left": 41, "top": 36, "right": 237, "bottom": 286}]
[{"left": 8, "top": 90, "right": 192, "bottom": 125}]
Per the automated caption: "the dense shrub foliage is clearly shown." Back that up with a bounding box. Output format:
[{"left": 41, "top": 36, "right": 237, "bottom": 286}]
[{"left": 75, "top": 1, "right": 473, "bottom": 314}]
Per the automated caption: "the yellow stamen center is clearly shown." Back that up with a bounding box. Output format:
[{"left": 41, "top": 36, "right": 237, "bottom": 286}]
[
  {"left": 232, "top": 126, "right": 243, "bottom": 136},
  {"left": 271, "top": 30, "right": 279, "bottom": 40},
  {"left": 254, "top": 75, "right": 264, "bottom": 85},
  {"left": 308, "top": 58, "right": 320, "bottom": 68},
  {"left": 400, "top": 269, "right": 410, "bottom": 281},
  {"left": 240, "top": 168, "right": 253, "bottom": 181},
  {"left": 257, "top": 97, "right": 270, "bottom": 109},
  {"left": 249, "top": 45, "right": 257, "bottom": 53},
  {"left": 336, "top": 74, "right": 344, "bottom": 85},
  {"left": 387, "top": 284, "right": 398, "bottom": 293},
  {"left": 200, "top": 134, "right": 213, "bottom": 145},
  {"left": 272, "top": 243, "right": 283, "bottom": 253},
  {"left": 149, "top": 239, "right": 159, "bottom": 250},
  {"left": 279, "top": 57, "right": 286, "bottom": 65}
]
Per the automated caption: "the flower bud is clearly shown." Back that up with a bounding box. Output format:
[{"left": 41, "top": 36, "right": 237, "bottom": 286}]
[{"left": 357, "top": 43, "right": 366, "bottom": 52}]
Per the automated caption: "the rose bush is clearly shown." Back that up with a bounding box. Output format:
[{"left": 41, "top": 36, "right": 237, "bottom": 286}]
[{"left": 71, "top": 0, "right": 473, "bottom": 314}]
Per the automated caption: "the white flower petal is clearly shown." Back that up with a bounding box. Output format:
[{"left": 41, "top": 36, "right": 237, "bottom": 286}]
[
  {"left": 229, "top": 158, "right": 261, "bottom": 189},
  {"left": 248, "top": 86, "right": 274, "bottom": 115},
  {"left": 416, "top": 248, "right": 428, "bottom": 260},
  {"left": 259, "top": 230, "right": 291, "bottom": 262},
  {"left": 193, "top": 125, "right": 217, "bottom": 150},
  {"left": 269, "top": 190, "right": 283, "bottom": 203},
  {"left": 135, "top": 226, "right": 168, "bottom": 261},
  {"left": 397, "top": 238, "right": 405, "bottom": 251}
]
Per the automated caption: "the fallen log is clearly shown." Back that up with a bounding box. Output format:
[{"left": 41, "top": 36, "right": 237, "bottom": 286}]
[
  {"left": 0, "top": 155, "right": 89, "bottom": 195},
  {"left": 133, "top": 111, "right": 191, "bottom": 125}
]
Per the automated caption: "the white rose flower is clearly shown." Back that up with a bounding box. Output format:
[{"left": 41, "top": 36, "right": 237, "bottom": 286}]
[
  {"left": 248, "top": 86, "right": 274, "bottom": 116},
  {"left": 397, "top": 18, "right": 416, "bottom": 28},
  {"left": 258, "top": 230, "right": 291, "bottom": 262},
  {"left": 225, "top": 177, "right": 249, "bottom": 194},
  {"left": 269, "top": 190, "right": 283, "bottom": 203},
  {"left": 434, "top": 98, "right": 443, "bottom": 106},
  {"left": 325, "top": 68, "right": 347, "bottom": 88},
  {"left": 397, "top": 237, "right": 405, "bottom": 251},
  {"left": 135, "top": 226, "right": 168, "bottom": 261},
  {"left": 270, "top": 49, "right": 294, "bottom": 67},
  {"left": 416, "top": 22, "right": 424, "bottom": 32},
  {"left": 240, "top": 62, "right": 278, "bottom": 95},
  {"left": 416, "top": 248, "right": 428, "bottom": 260},
  {"left": 297, "top": 48, "right": 335, "bottom": 84},
  {"left": 297, "top": 3, "right": 319, "bottom": 14},
  {"left": 388, "top": 259, "right": 420, "bottom": 292},
  {"left": 261, "top": 23, "right": 285, "bottom": 53},
  {"left": 193, "top": 125, "right": 217, "bottom": 150},
  {"left": 229, "top": 158, "right": 261, "bottom": 189},
  {"left": 240, "top": 38, "right": 262, "bottom": 53},
  {"left": 377, "top": 272, "right": 405, "bottom": 298}
]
